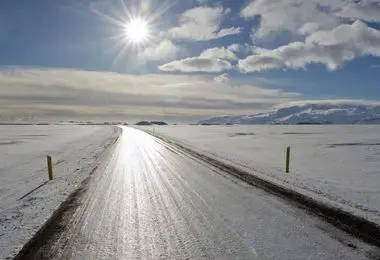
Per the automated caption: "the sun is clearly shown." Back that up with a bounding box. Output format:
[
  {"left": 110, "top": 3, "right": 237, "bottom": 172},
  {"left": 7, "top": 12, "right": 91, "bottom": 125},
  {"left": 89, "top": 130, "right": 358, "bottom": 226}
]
[
  {"left": 90, "top": 0, "right": 175, "bottom": 66},
  {"left": 124, "top": 18, "right": 149, "bottom": 44}
]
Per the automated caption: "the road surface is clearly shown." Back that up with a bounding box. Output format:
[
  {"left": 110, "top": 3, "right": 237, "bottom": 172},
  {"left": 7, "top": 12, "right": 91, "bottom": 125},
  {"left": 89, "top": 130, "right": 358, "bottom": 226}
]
[{"left": 27, "top": 127, "right": 376, "bottom": 259}]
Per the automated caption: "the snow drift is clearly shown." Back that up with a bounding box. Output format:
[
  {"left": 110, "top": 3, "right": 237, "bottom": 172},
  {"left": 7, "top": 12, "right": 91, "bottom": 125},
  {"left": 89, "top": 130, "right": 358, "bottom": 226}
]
[{"left": 198, "top": 101, "right": 380, "bottom": 125}]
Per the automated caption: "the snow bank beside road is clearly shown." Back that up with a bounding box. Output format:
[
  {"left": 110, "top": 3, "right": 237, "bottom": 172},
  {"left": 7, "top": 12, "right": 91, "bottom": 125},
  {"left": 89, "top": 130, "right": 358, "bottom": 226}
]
[
  {"left": 140, "top": 125, "right": 380, "bottom": 225},
  {"left": 0, "top": 125, "right": 120, "bottom": 259}
]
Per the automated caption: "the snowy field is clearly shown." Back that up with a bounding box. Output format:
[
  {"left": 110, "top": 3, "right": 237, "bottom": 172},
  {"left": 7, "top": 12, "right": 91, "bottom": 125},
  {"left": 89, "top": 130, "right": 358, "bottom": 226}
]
[
  {"left": 140, "top": 125, "right": 380, "bottom": 225},
  {"left": 0, "top": 125, "right": 119, "bottom": 259}
]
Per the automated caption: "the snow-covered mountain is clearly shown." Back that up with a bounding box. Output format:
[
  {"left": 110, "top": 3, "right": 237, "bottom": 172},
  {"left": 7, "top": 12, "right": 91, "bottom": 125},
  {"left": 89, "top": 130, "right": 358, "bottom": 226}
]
[{"left": 198, "top": 101, "right": 380, "bottom": 125}]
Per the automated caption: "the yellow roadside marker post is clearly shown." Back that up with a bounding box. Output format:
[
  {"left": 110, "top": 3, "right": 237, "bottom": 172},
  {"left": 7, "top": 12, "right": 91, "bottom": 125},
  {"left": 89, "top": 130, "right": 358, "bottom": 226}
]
[
  {"left": 286, "top": 146, "right": 290, "bottom": 173},
  {"left": 47, "top": 155, "right": 54, "bottom": 180}
]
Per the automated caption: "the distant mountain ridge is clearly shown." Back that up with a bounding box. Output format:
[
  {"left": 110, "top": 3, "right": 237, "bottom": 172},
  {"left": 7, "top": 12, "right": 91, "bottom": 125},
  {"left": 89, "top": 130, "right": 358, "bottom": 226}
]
[{"left": 198, "top": 102, "right": 380, "bottom": 125}]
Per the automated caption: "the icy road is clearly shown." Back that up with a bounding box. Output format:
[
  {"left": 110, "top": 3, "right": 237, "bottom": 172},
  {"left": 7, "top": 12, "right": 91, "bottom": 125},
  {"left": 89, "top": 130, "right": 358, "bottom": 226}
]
[{"left": 23, "top": 127, "right": 378, "bottom": 260}]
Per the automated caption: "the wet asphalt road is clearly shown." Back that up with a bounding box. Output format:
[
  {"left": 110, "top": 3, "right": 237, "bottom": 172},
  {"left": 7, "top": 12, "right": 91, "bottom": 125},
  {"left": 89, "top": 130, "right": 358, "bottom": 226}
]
[{"left": 35, "top": 127, "right": 374, "bottom": 260}]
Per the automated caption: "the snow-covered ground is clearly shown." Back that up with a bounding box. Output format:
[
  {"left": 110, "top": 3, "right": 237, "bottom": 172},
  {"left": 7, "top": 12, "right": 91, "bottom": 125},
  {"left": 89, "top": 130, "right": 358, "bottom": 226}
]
[
  {"left": 140, "top": 125, "right": 380, "bottom": 225},
  {"left": 25, "top": 127, "right": 373, "bottom": 260},
  {"left": 0, "top": 125, "right": 120, "bottom": 259}
]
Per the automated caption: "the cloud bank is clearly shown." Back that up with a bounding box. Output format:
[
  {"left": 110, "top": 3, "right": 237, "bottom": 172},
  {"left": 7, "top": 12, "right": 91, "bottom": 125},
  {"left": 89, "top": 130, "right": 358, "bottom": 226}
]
[{"left": 0, "top": 67, "right": 299, "bottom": 122}]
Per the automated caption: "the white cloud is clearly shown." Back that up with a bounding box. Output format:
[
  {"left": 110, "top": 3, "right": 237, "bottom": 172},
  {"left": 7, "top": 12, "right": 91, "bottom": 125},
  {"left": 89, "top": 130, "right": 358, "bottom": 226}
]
[
  {"left": 298, "top": 22, "right": 325, "bottom": 35},
  {"left": 215, "top": 27, "right": 242, "bottom": 39},
  {"left": 0, "top": 67, "right": 299, "bottom": 121},
  {"left": 158, "top": 45, "right": 243, "bottom": 73},
  {"left": 139, "top": 40, "right": 180, "bottom": 61},
  {"left": 158, "top": 57, "right": 233, "bottom": 73},
  {"left": 337, "top": 1, "right": 380, "bottom": 22},
  {"left": 168, "top": 6, "right": 242, "bottom": 41},
  {"left": 241, "top": 0, "right": 339, "bottom": 38},
  {"left": 213, "top": 73, "right": 230, "bottom": 83},
  {"left": 238, "top": 21, "right": 380, "bottom": 72},
  {"left": 239, "top": 55, "right": 285, "bottom": 73},
  {"left": 306, "top": 20, "right": 380, "bottom": 53},
  {"left": 227, "top": 44, "right": 242, "bottom": 52},
  {"left": 200, "top": 46, "right": 238, "bottom": 60},
  {"left": 241, "top": 0, "right": 380, "bottom": 38},
  {"left": 158, "top": 43, "right": 245, "bottom": 73}
]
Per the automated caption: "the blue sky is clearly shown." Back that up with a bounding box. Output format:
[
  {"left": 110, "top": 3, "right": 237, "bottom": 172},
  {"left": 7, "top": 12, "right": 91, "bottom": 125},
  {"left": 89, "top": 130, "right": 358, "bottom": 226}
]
[{"left": 1, "top": 0, "right": 380, "bottom": 122}]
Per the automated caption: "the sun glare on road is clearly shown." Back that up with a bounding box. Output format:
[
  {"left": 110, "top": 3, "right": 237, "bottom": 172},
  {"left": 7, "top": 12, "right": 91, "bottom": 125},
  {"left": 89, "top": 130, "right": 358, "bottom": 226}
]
[{"left": 124, "top": 18, "right": 149, "bottom": 44}]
